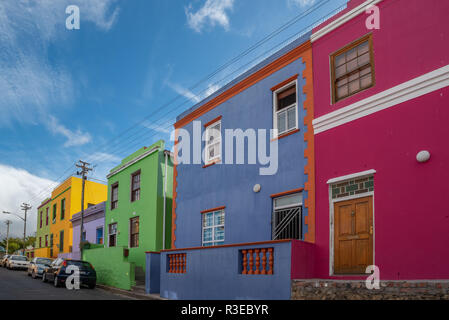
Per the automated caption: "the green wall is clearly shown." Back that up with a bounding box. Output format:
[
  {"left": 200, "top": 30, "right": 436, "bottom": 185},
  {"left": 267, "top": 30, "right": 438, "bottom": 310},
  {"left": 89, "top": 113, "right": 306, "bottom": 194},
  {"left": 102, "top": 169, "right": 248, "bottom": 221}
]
[
  {"left": 35, "top": 201, "right": 51, "bottom": 250},
  {"left": 103, "top": 140, "right": 173, "bottom": 271},
  {"left": 83, "top": 246, "right": 135, "bottom": 290}
]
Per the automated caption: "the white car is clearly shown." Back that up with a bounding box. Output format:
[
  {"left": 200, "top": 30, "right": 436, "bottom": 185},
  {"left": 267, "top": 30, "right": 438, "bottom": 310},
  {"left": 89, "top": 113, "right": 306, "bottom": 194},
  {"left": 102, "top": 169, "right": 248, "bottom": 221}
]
[{"left": 7, "top": 255, "right": 30, "bottom": 270}]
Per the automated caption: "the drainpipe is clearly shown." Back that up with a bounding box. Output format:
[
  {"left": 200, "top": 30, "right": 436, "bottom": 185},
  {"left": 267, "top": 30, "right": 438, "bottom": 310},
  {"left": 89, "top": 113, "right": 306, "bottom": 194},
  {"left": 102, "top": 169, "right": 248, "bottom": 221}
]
[{"left": 162, "top": 151, "right": 168, "bottom": 250}]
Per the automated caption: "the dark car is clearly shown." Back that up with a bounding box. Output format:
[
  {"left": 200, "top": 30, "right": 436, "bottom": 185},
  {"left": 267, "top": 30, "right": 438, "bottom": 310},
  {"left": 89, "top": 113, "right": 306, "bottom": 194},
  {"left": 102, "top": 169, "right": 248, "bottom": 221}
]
[{"left": 42, "top": 258, "right": 96, "bottom": 289}]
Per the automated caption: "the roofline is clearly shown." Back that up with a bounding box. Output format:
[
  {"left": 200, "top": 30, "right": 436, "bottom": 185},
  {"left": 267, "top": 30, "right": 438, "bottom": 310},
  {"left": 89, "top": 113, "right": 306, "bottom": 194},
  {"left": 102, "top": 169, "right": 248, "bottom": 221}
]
[
  {"left": 174, "top": 36, "right": 312, "bottom": 129},
  {"left": 106, "top": 145, "right": 161, "bottom": 179}
]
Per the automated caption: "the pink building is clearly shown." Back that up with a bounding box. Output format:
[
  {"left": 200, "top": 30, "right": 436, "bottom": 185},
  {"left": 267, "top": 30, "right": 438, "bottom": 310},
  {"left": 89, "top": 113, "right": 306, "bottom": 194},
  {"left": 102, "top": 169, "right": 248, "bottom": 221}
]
[{"left": 291, "top": 0, "right": 449, "bottom": 299}]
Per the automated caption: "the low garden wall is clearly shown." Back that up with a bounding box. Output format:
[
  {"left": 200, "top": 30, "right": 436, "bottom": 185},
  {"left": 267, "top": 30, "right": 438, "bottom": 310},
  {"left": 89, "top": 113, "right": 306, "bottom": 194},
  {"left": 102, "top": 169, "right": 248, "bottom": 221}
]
[{"left": 83, "top": 246, "right": 135, "bottom": 290}]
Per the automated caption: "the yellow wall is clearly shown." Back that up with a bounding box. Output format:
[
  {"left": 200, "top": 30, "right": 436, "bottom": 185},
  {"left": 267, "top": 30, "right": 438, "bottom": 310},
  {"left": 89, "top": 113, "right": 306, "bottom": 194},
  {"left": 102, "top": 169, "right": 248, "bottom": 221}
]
[{"left": 48, "top": 177, "right": 107, "bottom": 258}]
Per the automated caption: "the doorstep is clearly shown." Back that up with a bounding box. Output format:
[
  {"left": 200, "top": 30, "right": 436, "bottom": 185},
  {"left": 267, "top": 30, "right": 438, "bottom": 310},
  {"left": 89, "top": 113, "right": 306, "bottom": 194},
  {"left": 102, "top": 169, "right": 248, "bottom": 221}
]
[{"left": 96, "top": 284, "right": 166, "bottom": 300}]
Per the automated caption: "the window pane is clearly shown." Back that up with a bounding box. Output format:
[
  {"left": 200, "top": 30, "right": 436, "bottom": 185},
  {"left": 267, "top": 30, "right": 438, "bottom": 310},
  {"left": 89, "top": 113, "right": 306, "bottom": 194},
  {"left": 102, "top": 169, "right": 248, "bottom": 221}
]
[
  {"left": 203, "top": 228, "right": 213, "bottom": 242},
  {"left": 348, "top": 71, "right": 359, "bottom": 82},
  {"left": 357, "top": 52, "right": 370, "bottom": 67},
  {"left": 336, "top": 78, "right": 348, "bottom": 87},
  {"left": 277, "top": 86, "right": 296, "bottom": 111},
  {"left": 335, "top": 53, "right": 345, "bottom": 67},
  {"left": 360, "top": 74, "right": 373, "bottom": 88},
  {"left": 204, "top": 212, "right": 213, "bottom": 227},
  {"left": 214, "top": 211, "right": 224, "bottom": 225},
  {"left": 277, "top": 111, "right": 286, "bottom": 133},
  {"left": 274, "top": 193, "right": 303, "bottom": 208},
  {"left": 349, "top": 79, "right": 360, "bottom": 93},
  {"left": 337, "top": 85, "right": 348, "bottom": 99},
  {"left": 346, "top": 47, "right": 357, "bottom": 61},
  {"left": 335, "top": 65, "right": 346, "bottom": 78},
  {"left": 347, "top": 58, "right": 358, "bottom": 72},
  {"left": 287, "top": 106, "right": 296, "bottom": 130},
  {"left": 215, "top": 227, "right": 225, "bottom": 241},
  {"left": 358, "top": 41, "right": 369, "bottom": 55}
]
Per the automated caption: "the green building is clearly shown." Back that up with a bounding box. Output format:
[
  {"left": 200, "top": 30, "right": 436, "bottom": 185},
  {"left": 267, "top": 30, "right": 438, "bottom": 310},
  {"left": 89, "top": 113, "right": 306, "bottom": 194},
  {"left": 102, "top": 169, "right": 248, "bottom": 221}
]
[
  {"left": 84, "top": 140, "right": 173, "bottom": 290},
  {"left": 35, "top": 198, "right": 52, "bottom": 258}
]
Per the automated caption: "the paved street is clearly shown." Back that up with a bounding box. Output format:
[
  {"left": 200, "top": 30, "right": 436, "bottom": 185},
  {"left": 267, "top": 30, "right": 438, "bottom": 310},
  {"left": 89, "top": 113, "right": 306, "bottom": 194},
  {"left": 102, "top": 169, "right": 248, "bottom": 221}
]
[{"left": 0, "top": 267, "right": 132, "bottom": 300}]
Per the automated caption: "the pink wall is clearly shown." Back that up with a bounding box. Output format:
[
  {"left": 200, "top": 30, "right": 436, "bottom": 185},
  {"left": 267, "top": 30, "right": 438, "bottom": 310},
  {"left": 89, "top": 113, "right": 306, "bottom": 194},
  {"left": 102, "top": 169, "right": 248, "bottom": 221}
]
[
  {"left": 313, "top": 0, "right": 449, "bottom": 118},
  {"left": 311, "top": 0, "right": 449, "bottom": 280},
  {"left": 291, "top": 240, "right": 315, "bottom": 279}
]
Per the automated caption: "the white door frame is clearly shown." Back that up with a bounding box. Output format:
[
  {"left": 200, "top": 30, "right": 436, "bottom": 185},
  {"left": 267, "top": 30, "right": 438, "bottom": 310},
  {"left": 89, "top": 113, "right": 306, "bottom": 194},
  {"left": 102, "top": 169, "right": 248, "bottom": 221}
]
[{"left": 328, "top": 184, "right": 376, "bottom": 276}]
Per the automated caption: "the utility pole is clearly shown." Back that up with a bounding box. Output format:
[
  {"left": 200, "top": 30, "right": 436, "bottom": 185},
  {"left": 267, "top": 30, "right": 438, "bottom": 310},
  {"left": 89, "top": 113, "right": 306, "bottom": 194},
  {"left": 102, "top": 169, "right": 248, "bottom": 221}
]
[
  {"left": 20, "top": 203, "right": 32, "bottom": 255},
  {"left": 4, "top": 221, "right": 11, "bottom": 254},
  {"left": 76, "top": 160, "right": 92, "bottom": 259}
]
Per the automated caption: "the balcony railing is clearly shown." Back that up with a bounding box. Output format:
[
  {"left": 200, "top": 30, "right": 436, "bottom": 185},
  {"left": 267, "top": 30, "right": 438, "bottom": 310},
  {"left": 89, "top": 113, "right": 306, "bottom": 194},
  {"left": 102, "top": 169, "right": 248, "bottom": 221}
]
[
  {"left": 241, "top": 248, "right": 274, "bottom": 275},
  {"left": 168, "top": 253, "right": 186, "bottom": 274}
]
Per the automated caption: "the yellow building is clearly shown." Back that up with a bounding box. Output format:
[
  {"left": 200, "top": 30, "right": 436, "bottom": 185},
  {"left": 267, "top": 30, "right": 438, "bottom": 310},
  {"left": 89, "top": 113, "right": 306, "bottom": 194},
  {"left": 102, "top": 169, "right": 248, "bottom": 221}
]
[{"left": 34, "top": 177, "right": 107, "bottom": 258}]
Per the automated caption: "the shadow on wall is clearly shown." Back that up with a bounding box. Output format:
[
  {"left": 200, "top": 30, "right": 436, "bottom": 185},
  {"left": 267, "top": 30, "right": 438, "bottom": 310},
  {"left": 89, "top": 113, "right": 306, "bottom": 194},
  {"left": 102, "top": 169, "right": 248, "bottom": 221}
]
[{"left": 83, "top": 246, "right": 136, "bottom": 290}]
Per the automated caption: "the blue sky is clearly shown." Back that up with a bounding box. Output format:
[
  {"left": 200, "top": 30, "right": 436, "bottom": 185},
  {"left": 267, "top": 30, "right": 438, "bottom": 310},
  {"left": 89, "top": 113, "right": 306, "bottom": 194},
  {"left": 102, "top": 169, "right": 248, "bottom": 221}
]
[{"left": 0, "top": 0, "right": 347, "bottom": 237}]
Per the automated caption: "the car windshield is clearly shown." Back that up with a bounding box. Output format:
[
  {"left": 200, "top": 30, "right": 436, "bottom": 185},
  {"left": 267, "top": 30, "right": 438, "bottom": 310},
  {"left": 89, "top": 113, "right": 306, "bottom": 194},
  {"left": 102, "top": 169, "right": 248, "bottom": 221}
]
[
  {"left": 12, "top": 256, "right": 27, "bottom": 261},
  {"left": 67, "top": 261, "right": 92, "bottom": 268},
  {"left": 36, "top": 258, "right": 52, "bottom": 265}
]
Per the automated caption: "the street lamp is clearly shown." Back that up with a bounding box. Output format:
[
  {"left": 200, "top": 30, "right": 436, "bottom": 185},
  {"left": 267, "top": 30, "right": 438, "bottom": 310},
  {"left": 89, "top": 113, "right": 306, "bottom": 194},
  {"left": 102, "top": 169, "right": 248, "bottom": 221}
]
[{"left": 2, "top": 211, "right": 27, "bottom": 255}]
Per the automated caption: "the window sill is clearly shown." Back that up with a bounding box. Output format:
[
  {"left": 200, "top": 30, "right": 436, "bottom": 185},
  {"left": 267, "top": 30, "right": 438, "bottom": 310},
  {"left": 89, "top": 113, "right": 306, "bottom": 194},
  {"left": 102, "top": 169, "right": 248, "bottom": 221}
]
[
  {"left": 203, "top": 159, "right": 221, "bottom": 169},
  {"left": 271, "top": 128, "right": 300, "bottom": 141}
]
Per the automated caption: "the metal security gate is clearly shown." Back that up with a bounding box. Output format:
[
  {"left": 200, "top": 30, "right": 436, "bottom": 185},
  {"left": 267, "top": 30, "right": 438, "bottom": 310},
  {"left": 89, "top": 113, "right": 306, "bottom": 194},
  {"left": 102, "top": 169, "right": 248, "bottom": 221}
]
[{"left": 272, "top": 206, "right": 302, "bottom": 240}]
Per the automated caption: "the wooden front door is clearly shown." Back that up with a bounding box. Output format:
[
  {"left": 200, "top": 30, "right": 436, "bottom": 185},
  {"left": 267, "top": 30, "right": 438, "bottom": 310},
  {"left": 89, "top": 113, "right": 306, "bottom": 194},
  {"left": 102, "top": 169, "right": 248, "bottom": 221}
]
[{"left": 334, "top": 196, "right": 373, "bottom": 274}]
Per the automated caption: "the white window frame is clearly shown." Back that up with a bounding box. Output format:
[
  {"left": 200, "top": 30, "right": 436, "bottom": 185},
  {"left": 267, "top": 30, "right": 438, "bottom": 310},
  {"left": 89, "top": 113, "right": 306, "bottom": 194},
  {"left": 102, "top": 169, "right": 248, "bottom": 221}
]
[
  {"left": 273, "top": 80, "right": 299, "bottom": 138},
  {"left": 108, "top": 223, "right": 117, "bottom": 248},
  {"left": 204, "top": 120, "right": 222, "bottom": 164},
  {"left": 201, "top": 210, "right": 225, "bottom": 247}
]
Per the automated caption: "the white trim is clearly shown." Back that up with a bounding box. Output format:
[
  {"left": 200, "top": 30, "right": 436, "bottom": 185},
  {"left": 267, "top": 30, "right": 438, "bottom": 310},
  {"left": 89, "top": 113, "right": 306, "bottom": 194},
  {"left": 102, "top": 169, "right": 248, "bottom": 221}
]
[
  {"left": 314, "top": 65, "right": 449, "bottom": 134},
  {"left": 106, "top": 146, "right": 161, "bottom": 179},
  {"left": 311, "top": 0, "right": 383, "bottom": 43},
  {"left": 327, "top": 169, "right": 376, "bottom": 185}
]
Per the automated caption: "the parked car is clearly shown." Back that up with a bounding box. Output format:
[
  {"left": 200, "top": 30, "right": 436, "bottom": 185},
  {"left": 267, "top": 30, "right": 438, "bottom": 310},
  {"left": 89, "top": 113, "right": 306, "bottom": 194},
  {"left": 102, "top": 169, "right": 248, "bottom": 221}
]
[
  {"left": 42, "top": 258, "right": 96, "bottom": 289},
  {"left": 28, "top": 257, "right": 53, "bottom": 279},
  {"left": 0, "top": 255, "right": 10, "bottom": 267},
  {"left": 7, "top": 255, "right": 29, "bottom": 270}
]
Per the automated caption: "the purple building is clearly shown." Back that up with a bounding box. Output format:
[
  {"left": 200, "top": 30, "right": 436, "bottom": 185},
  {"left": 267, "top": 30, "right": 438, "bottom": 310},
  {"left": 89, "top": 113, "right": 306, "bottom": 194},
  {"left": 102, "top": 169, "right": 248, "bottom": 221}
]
[{"left": 59, "top": 202, "right": 105, "bottom": 260}]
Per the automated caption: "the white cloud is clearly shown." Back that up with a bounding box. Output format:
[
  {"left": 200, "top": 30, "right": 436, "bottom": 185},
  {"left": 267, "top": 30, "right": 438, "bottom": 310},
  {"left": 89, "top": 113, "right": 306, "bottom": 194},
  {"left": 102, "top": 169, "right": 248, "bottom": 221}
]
[
  {"left": 288, "top": 0, "right": 317, "bottom": 7},
  {"left": 88, "top": 152, "right": 121, "bottom": 163},
  {"left": 142, "top": 120, "right": 172, "bottom": 134},
  {"left": 0, "top": 164, "right": 56, "bottom": 239},
  {"left": 186, "top": 0, "right": 234, "bottom": 33},
  {"left": 168, "top": 82, "right": 222, "bottom": 104},
  {"left": 47, "top": 116, "right": 92, "bottom": 147},
  {"left": 0, "top": 0, "right": 119, "bottom": 133}
]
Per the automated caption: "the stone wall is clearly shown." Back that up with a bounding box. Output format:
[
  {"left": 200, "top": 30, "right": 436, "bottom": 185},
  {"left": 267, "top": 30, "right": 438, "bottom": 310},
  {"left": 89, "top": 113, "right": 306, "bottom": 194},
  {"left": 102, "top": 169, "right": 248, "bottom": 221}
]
[{"left": 291, "top": 280, "right": 449, "bottom": 300}]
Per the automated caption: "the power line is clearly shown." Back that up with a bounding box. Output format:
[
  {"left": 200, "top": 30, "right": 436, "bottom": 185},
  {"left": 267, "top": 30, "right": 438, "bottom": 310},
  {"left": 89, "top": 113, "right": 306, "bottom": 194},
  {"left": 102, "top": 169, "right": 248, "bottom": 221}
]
[{"left": 27, "top": 0, "right": 345, "bottom": 202}]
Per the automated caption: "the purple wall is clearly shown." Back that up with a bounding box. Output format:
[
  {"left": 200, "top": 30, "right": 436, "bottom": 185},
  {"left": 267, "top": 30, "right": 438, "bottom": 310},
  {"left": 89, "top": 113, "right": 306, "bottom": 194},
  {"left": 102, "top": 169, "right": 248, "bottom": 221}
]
[{"left": 71, "top": 202, "right": 105, "bottom": 259}]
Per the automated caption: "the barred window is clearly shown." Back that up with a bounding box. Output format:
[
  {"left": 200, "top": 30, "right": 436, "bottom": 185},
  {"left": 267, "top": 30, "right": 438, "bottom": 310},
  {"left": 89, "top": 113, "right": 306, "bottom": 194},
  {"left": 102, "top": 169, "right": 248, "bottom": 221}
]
[
  {"left": 272, "top": 193, "right": 303, "bottom": 240},
  {"left": 61, "top": 199, "right": 66, "bottom": 220},
  {"left": 331, "top": 34, "right": 374, "bottom": 103},
  {"left": 130, "top": 217, "right": 139, "bottom": 248}
]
